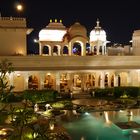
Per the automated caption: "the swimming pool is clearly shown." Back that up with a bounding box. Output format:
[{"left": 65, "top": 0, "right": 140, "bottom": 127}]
[{"left": 59, "top": 109, "right": 140, "bottom": 140}]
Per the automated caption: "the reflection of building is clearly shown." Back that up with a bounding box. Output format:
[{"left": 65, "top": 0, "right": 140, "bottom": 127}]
[{"left": 1, "top": 17, "right": 140, "bottom": 93}]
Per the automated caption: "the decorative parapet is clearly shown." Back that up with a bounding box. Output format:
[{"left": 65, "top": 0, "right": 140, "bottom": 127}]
[
  {"left": 0, "top": 16, "right": 26, "bottom": 27},
  {"left": 0, "top": 17, "right": 25, "bottom": 21}
]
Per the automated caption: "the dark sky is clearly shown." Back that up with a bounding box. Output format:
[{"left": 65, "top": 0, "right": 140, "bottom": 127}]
[{"left": 1, "top": 0, "right": 140, "bottom": 54}]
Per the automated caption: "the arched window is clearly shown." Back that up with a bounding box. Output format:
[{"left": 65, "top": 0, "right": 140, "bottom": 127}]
[
  {"left": 73, "top": 42, "right": 81, "bottom": 56},
  {"left": 63, "top": 46, "right": 68, "bottom": 55},
  {"left": 43, "top": 46, "right": 49, "bottom": 55},
  {"left": 53, "top": 46, "right": 58, "bottom": 55}
]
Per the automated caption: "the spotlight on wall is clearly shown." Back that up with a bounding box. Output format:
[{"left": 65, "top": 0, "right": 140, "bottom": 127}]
[{"left": 17, "top": 73, "right": 21, "bottom": 77}]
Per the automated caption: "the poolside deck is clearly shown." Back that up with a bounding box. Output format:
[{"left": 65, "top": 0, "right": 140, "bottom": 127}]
[{"left": 115, "top": 121, "right": 140, "bottom": 129}]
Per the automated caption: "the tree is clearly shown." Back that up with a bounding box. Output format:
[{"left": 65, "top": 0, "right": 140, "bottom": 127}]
[{"left": 0, "top": 59, "right": 14, "bottom": 101}]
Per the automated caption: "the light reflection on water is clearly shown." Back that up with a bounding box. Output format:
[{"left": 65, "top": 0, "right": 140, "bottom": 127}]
[{"left": 59, "top": 109, "right": 140, "bottom": 140}]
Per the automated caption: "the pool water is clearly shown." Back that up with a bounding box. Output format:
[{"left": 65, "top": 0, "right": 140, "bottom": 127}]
[{"left": 60, "top": 109, "right": 140, "bottom": 140}]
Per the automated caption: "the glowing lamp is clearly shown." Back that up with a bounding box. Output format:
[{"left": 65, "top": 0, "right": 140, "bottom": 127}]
[{"left": 49, "top": 123, "right": 54, "bottom": 130}]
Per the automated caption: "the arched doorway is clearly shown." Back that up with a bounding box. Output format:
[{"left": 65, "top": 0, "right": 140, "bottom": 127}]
[
  {"left": 28, "top": 75, "right": 39, "bottom": 90},
  {"left": 111, "top": 75, "right": 114, "bottom": 87},
  {"left": 44, "top": 73, "right": 54, "bottom": 89},
  {"left": 118, "top": 75, "right": 121, "bottom": 86},
  {"left": 73, "top": 74, "right": 82, "bottom": 89},
  {"left": 60, "top": 74, "right": 69, "bottom": 92},
  {"left": 43, "top": 46, "right": 49, "bottom": 55},
  {"left": 92, "top": 75, "right": 95, "bottom": 87},
  {"left": 86, "top": 74, "right": 92, "bottom": 90},
  {"left": 73, "top": 42, "right": 82, "bottom": 56},
  {"left": 105, "top": 74, "right": 108, "bottom": 87},
  {"left": 98, "top": 75, "right": 101, "bottom": 87},
  {"left": 63, "top": 46, "right": 69, "bottom": 55}
]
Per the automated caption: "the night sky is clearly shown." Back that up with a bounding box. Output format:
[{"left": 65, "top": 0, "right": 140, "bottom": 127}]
[{"left": 1, "top": 0, "right": 140, "bottom": 54}]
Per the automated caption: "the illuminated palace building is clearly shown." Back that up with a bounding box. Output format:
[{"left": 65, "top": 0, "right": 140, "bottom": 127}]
[{"left": 1, "top": 17, "right": 140, "bottom": 93}]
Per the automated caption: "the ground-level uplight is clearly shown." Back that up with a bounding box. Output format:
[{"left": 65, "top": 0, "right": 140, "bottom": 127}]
[{"left": 49, "top": 123, "right": 54, "bottom": 130}]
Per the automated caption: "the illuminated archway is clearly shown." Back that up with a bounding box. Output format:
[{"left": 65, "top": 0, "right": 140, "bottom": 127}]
[
  {"left": 73, "top": 42, "right": 82, "bottom": 56},
  {"left": 60, "top": 73, "right": 69, "bottom": 92},
  {"left": 105, "top": 74, "right": 108, "bottom": 87},
  {"left": 98, "top": 75, "right": 101, "bottom": 87},
  {"left": 44, "top": 73, "right": 54, "bottom": 89},
  {"left": 111, "top": 75, "right": 114, "bottom": 87},
  {"left": 92, "top": 75, "right": 95, "bottom": 87},
  {"left": 28, "top": 75, "right": 39, "bottom": 90},
  {"left": 73, "top": 74, "right": 82, "bottom": 88}
]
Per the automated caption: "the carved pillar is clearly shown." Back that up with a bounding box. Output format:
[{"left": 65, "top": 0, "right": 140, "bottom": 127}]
[
  {"left": 55, "top": 72, "right": 60, "bottom": 92},
  {"left": 39, "top": 43, "right": 42, "bottom": 55},
  {"left": 127, "top": 71, "right": 131, "bottom": 86},
  {"left": 100, "top": 71, "right": 105, "bottom": 88}
]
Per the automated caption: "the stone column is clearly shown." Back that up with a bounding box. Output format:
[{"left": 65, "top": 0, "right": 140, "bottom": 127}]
[
  {"left": 127, "top": 71, "right": 131, "bottom": 86},
  {"left": 138, "top": 71, "right": 140, "bottom": 86},
  {"left": 81, "top": 73, "right": 84, "bottom": 91},
  {"left": 58, "top": 47, "right": 61, "bottom": 56},
  {"left": 100, "top": 72, "right": 105, "bottom": 88},
  {"left": 39, "top": 73, "right": 44, "bottom": 90},
  {"left": 82, "top": 43, "right": 86, "bottom": 56},
  {"left": 55, "top": 72, "right": 60, "bottom": 92},
  {"left": 49, "top": 47, "right": 51, "bottom": 56},
  {"left": 114, "top": 72, "right": 119, "bottom": 87},
  {"left": 24, "top": 72, "right": 29, "bottom": 90},
  {"left": 69, "top": 42, "right": 72, "bottom": 56},
  {"left": 39, "top": 43, "right": 42, "bottom": 55},
  {"left": 9, "top": 73, "right": 14, "bottom": 87},
  {"left": 102, "top": 45, "right": 104, "bottom": 55}
]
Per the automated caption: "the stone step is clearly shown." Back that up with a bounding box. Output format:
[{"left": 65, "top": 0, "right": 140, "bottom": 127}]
[{"left": 72, "top": 93, "right": 91, "bottom": 99}]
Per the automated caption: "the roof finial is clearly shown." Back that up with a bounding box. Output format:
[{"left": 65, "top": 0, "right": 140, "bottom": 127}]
[{"left": 96, "top": 18, "right": 100, "bottom": 27}]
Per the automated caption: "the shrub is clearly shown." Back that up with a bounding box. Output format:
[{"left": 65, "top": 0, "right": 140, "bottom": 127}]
[
  {"left": 2, "top": 93, "right": 23, "bottom": 103},
  {"left": 94, "top": 88, "right": 113, "bottom": 98},
  {"left": 23, "top": 90, "right": 58, "bottom": 104}
]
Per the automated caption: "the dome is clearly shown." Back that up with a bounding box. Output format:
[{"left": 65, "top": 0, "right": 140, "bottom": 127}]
[
  {"left": 68, "top": 22, "right": 87, "bottom": 38},
  {"left": 39, "top": 19, "right": 67, "bottom": 41},
  {"left": 90, "top": 19, "right": 106, "bottom": 42}
]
